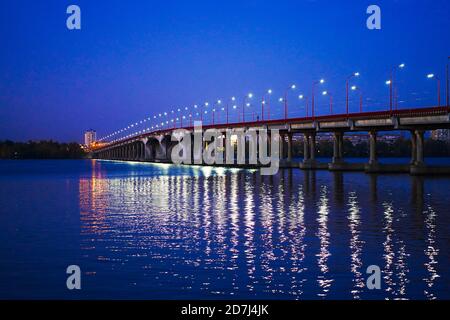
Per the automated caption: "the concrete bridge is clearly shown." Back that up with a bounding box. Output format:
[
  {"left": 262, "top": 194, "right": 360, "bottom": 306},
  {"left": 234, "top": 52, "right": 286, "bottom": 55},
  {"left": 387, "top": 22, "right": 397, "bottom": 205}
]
[{"left": 92, "top": 106, "right": 450, "bottom": 175}]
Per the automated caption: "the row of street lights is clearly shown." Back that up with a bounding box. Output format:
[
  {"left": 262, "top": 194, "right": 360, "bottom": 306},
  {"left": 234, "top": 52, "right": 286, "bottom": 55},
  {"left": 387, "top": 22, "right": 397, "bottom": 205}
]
[{"left": 99, "top": 58, "right": 449, "bottom": 143}]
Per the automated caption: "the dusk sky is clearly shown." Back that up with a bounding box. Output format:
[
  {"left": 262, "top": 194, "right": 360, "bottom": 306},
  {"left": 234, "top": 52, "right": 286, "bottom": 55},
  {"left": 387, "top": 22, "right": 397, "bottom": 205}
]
[{"left": 0, "top": 0, "right": 449, "bottom": 142}]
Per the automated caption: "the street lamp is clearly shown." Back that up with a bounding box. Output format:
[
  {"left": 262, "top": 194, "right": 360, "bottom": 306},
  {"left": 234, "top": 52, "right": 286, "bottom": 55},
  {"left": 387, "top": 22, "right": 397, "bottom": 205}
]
[
  {"left": 322, "top": 91, "right": 333, "bottom": 114},
  {"left": 283, "top": 84, "right": 296, "bottom": 119},
  {"left": 427, "top": 74, "right": 441, "bottom": 107},
  {"left": 298, "top": 95, "right": 308, "bottom": 117},
  {"left": 226, "top": 96, "right": 236, "bottom": 124},
  {"left": 389, "top": 63, "right": 405, "bottom": 111},
  {"left": 242, "top": 93, "right": 253, "bottom": 123},
  {"left": 312, "top": 79, "right": 325, "bottom": 118},
  {"left": 446, "top": 57, "right": 450, "bottom": 109},
  {"left": 351, "top": 85, "right": 364, "bottom": 112},
  {"left": 346, "top": 72, "right": 360, "bottom": 115},
  {"left": 262, "top": 89, "right": 272, "bottom": 121}
]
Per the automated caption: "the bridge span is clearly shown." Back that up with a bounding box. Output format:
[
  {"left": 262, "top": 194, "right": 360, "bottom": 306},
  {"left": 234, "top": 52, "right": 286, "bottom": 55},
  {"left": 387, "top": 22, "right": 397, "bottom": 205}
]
[{"left": 92, "top": 106, "right": 450, "bottom": 175}]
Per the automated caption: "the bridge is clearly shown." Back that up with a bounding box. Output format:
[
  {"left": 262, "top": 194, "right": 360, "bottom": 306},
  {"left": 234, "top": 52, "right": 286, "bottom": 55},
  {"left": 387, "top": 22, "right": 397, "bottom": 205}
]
[{"left": 92, "top": 106, "right": 450, "bottom": 175}]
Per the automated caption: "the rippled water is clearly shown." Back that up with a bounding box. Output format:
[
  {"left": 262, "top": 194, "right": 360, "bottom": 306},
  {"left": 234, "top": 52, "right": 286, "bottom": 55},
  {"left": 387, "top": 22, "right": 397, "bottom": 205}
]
[{"left": 0, "top": 159, "right": 449, "bottom": 299}]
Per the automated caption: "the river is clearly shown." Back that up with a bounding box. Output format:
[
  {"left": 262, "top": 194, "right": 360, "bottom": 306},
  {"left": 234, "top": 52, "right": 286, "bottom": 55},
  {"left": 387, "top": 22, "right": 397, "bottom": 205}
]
[{"left": 0, "top": 159, "right": 449, "bottom": 299}]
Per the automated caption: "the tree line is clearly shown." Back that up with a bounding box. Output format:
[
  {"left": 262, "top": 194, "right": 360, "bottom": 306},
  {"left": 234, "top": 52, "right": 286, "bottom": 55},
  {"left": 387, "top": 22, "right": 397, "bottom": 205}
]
[{"left": 0, "top": 140, "right": 86, "bottom": 159}]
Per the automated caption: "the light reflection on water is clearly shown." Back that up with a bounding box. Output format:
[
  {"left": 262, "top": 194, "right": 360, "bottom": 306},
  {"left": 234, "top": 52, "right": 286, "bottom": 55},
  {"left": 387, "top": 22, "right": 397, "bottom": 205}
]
[{"left": 0, "top": 159, "right": 449, "bottom": 299}]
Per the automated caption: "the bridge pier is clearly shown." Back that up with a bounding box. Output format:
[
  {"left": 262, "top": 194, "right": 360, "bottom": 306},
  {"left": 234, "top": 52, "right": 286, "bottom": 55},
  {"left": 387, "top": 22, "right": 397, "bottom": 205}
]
[
  {"left": 328, "top": 131, "right": 365, "bottom": 171},
  {"left": 410, "top": 130, "right": 417, "bottom": 165},
  {"left": 332, "top": 132, "right": 344, "bottom": 164},
  {"left": 415, "top": 130, "right": 425, "bottom": 166},
  {"left": 369, "top": 131, "right": 378, "bottom": 165},
  {"left": 300, "top": 132, "right": 324, "bottom": 169},
  {"left": 303, "top": 133, "right": 310, "bottom": 162},
  {"left": 365, "top": 131, "right": 381, "bottom": 173}
]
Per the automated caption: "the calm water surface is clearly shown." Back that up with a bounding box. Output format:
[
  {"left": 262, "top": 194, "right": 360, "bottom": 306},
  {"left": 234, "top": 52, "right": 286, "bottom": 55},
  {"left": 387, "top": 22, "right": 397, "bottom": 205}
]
[{"left": 0, "top": 159, "right": 449, "bottom": 299}]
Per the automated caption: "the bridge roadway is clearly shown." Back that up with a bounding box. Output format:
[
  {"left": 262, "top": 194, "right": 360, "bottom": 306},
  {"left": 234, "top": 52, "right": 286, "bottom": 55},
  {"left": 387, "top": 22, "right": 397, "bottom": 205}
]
[{"left": 92, "top": 106, "right": 450, "bottom": 175}]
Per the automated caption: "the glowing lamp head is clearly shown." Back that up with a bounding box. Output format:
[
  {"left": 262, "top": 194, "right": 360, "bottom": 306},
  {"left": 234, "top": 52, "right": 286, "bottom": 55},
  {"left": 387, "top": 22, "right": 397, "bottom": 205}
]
[
  {"left": 354, "top": 72, "right": 360, "bottom": 77},
  {"left": 351, "top": 86, "right": 357, "bottom": 90},
  {"left": 279, "top": 97, "right": 283, "bottom": 102},
  {"left": 320, "top": 79, "right": 325, "bottom": 84},
  {"left": 248, "top": 93, "right": 253, "bottom": 98},
  {"left": 322, "top": 91, "right": 328, "bottom": 96},
  {"left": 267, "top": 89, "right": 272, "bottom": 94},
  {"left": 291, "top": 84, "right": 296, "bottom": 89},
  {"left": 386, "top": 80, "right": 391, "bottom": 85},
  {"left": 298, "top": 94, "right": 304, "bottom": 99},
  {"left": 399, "top": 63, "right": 405, "bottom": 68},
  {"left": 231, "top": 96, "right": 236, "bottom": 101},
  {"left": 427, "top": 74, "right": 435, "bottom": 79}
]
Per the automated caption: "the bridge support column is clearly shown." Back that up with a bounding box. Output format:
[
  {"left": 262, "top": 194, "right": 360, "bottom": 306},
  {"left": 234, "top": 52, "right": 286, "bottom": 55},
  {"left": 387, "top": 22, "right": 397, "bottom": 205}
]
[
  {"left": 415, "top": 130, "right": 425, "bottom": 166},
  {"left": 410, "top": 131, "right": 417, "bottom": 165},
  {"left": 332, "top": 132, "right": 344, "bottom": 164},
  {"left": 139, "top": 141, "right": 145, "bottom": 161},
  {"left": 279, "top": 134, "right": 285, "bottom": 160},
  {"left": 300, "top": 132, "right": 320, "bottom": 169},
  {"left": 369, "top": 131, "right": 378, "bottom": 165},
  {"left": 303, "top": 133, "right": 310, "bottom": 163},
  {"left": 309, "top": 132, "right": 316, "bottom": 163},
  {"left": 287, "top": 133, "right": 293, "bottom": 162}
]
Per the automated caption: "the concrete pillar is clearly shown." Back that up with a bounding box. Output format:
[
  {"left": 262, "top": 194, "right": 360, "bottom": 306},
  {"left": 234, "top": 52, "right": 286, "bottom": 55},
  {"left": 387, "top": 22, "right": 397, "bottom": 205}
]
[
  {"left": 139, "top": 142, "right": 145, "bottom": 161},
  {"left": 333, "top": 132, "right": 345, "bottom": 163},
  {"left": 309, "top": 132, "right": 316, "bottom": 161},
  {"left": 287, "top": 133, "right": 293, "bottom": 162},
  {"left": 369, "top": 131, "right": 378, "bottom": 165},
  {"left": 279, "top": 134, "right": 285, "bottom": 160},
  {"left": 338, "top": 133, "right": 344, "bottom": 159},
  {"left": 333, "top": 132, "right": 340, "bottom": 163},
  {"left": 410, "top": 131, "right": 417, "bottom": 165},
  {"left": 303, "top": 133, "right": 310, "bottom": 162},
  {"left": 415, "top": 130, "right": 425, "bottom": 165}
]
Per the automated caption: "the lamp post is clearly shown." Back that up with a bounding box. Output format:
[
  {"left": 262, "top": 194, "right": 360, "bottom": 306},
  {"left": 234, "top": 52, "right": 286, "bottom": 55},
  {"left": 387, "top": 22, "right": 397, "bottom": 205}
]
[
  {"left": 262, "top": 89, "right": 272, "bottom": 121},
  {"left": 312, "top": 79, "right": 325, "bottom": 118},
  {"left": 427, "top": 74, "right": 441, "bottom": 107},
  {"left": 242, "top": 93, "right": 253, "bottom": 123},
  {"left": 389, "top": 63, "right": 405, "bottom": 112},
  {"left": 322, "top": 91, "right": 333, "bottom": 114},
  {"left": 227, "top": 97, "right": 236, "bottom": 124},
  {"left": 346, "top": 72, "right": 360, "bottom": 115},
  {"left": 351, "top": 85, "right": 363, "bottom": 113},
  {"left": 298, "top": 94, "right": 309, "bottom": 117},
  {"left": 284, "top": 84, "right": 296, "bottom": 119},
  {"left": 446, "top": 56, "right": 449, "bottom": 109}
]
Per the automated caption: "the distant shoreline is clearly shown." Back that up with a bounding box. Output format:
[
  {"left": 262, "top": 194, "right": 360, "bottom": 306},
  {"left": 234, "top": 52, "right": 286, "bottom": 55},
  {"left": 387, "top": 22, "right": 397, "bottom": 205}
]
[{"left": 0, "top": 140, "right": 87, "bottom": 160}]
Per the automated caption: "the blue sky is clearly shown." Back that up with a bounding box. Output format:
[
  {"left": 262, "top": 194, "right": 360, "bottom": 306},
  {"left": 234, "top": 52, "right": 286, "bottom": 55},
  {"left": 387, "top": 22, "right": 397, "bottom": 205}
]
[{"left": 0, "top": 0, "right": 449, "bottom": 142}]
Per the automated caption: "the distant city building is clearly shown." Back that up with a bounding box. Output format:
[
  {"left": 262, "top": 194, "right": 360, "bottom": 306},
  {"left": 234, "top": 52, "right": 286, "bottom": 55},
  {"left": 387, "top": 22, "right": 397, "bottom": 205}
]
[
  {"left": 431, "top": 129, "right": 450, "bottom": 141},
  {"left": 84, "top": 130, "right": 97, "bottom": 147}
]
